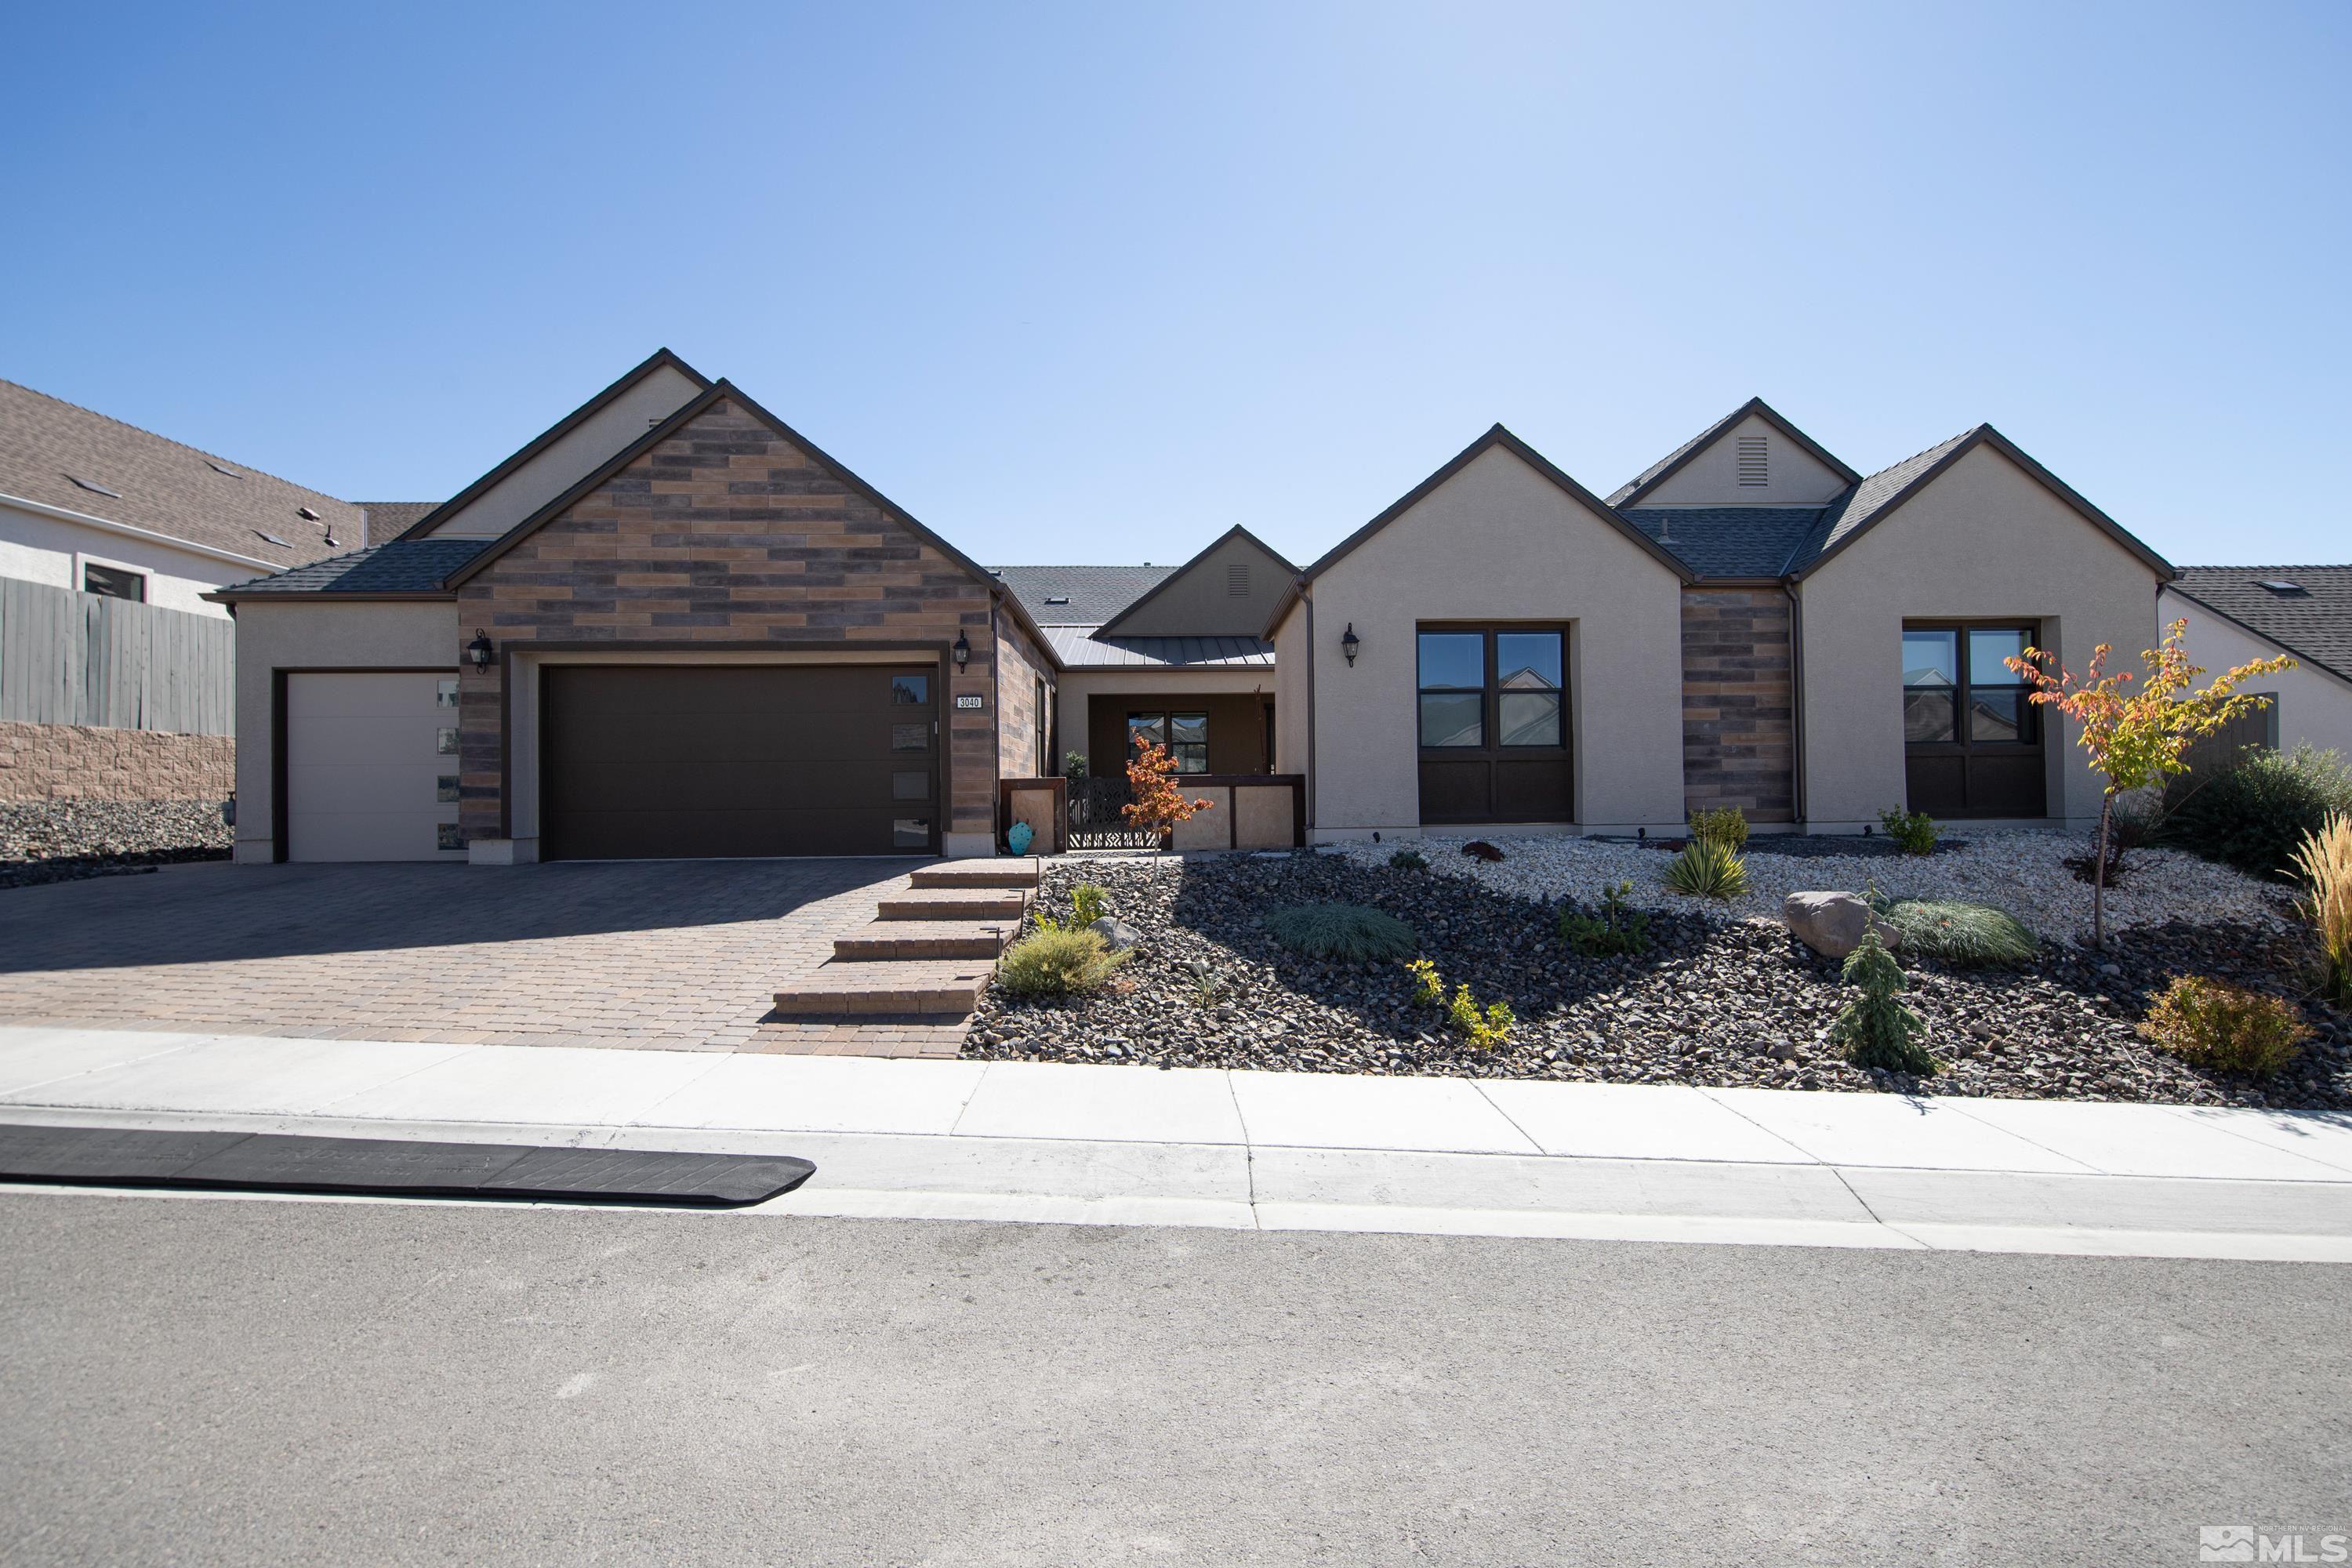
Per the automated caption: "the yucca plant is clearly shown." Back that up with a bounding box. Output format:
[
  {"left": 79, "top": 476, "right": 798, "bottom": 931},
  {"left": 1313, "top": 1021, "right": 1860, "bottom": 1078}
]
[
  {"left": 2290, "top": 811, "right": 2352, "bottom": 1005},
  {"left": 1661, "top": 837, "right": 1748, "bottom": 901}
]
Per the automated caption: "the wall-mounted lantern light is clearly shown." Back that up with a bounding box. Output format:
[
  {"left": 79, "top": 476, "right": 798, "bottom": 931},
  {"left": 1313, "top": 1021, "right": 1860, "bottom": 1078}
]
[
  {"left": 953, "top": 631, "right": 971, "bottom": 670},
  {"left": 1341, "top": 622, "right": 1359, "bottom": 666},
  {"left": 467, "top": 630, "right": 494, "bottom": 672}
]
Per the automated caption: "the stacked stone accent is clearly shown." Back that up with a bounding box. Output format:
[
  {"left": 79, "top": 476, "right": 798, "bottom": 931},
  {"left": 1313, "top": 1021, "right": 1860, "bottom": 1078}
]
[
  {"left": 1679, "top": 588, "right": 1795, "bottom": 822},
  {"left": 455, "top": 397, "right": 1022, "bottom": 844},
  {"left": 0, "top": 720, "right": 234, "bottom": 803}
]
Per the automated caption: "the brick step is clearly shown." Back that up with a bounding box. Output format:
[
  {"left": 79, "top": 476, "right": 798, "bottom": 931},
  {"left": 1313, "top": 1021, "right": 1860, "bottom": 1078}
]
[
  {"left": 833, "top": 921, "right": 1013, "bottom": 961},
  {"left": 875, "top": 887, "right": 1030, "bottom": 921},
  {"left": 771, "top": 959, "right": 994, "bottom": 1018},
  {"left": 909, "top": 858, "right": 1040, "bottom": 890}
]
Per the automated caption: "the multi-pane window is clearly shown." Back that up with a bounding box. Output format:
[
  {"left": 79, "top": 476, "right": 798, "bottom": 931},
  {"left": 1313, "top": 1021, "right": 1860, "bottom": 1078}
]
[
  {"left": 1127, "top": 711, "right": 1208, "bottom": 773},
  {"left": 1418, "top": 629, "right": 1565, "bottom": 749},
  {"left": 1902, "top": 626, "right": 2037, "bottom": 747}
]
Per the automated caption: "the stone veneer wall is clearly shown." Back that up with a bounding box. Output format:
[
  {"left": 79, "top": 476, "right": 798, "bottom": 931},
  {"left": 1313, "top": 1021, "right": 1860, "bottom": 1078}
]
[
  {"left": 0, "top": 720, "right": 234, "bottom": 802},
  {"left": 1679, "top": 588, "right": 1795, "bottom": 823},
  {"left": 455, "top": 397, "right": 1007, "bottom": 844}
]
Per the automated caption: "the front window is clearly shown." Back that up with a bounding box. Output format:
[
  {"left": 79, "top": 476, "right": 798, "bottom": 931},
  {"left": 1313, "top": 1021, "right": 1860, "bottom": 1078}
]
[
  {"left": 82, "top": 563, "right": 145, "bottom": 602},
  {"left": 1127, "top": 710, "right": 1208, "bottom": 773},
  {"left": 1419, "top": 628, "right": 1566, "bottom": 749},
  {"left": 1904, "top": 626, "right": 2036, "bottom": 748}
]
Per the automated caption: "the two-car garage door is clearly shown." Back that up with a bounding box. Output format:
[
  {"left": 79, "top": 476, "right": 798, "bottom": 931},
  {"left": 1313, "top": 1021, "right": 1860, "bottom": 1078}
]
[{"left": 539, "top": 665, "right": 940, "bottom": 859}]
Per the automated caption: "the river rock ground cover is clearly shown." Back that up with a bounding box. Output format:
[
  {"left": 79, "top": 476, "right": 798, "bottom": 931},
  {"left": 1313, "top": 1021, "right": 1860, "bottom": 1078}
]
[
  {"left": 0, "top": 801, "right": 231, "bottom": 891},
  {"left": 963, "top": 837, "right": 2350, "bottom": 1110}
]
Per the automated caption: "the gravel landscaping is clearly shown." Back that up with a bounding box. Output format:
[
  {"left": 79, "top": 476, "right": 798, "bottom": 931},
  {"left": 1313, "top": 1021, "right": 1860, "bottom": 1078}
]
[
  {"left": 0, "top": 801, "right": 232, "bottom": 891},
  {"left": 964, "top": 838, "right": 2350, "bottom": 1110}
]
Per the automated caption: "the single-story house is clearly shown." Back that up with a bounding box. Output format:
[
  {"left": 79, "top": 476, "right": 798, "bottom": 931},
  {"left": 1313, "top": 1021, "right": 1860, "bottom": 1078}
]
[
  {"left": 2161, "top": 568, "right": 2352, "bottom": 760},
  {"left": 209, "top": 355, "right": 2183, "bottom": 862}
]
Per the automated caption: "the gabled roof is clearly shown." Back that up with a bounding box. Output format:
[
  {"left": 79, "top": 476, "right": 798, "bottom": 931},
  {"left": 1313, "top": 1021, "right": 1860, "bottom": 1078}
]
[
  {"left": 1096, "top": 524, "right": 1298, "bottom": 637},
  {"left": 1791, "top": 424, "right": 2174, "bottom": 580},
  {"left": 1618, "top": 506, "right": 1832, "bottom": 580},
  {"left": 209, "top": 538, "right": 495, "bottom": 601},
  {"left": 390, "top": 348, "right": 713, "bottom": 541},
  {"left": 437, "top": 378, "right": 1059, "bottom": 657},
  {"left": 2168, "top": 566, "right": 2352, "bottom": 686},
  {"left": 1606, "top": 396, "right": 1860, "bottom": 507},
  {"left": 358, "top": 502, "right": 439, "bottom": 538},
  {"left": 0, "top": 376, "right": 358, "bottom": 570},
  {"left": 993, "top": 564, "right": 1177, "bottom": 626}
]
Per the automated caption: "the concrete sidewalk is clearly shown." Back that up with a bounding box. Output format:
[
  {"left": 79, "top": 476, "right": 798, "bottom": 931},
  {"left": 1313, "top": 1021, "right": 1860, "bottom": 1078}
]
[{"left": 4, "top": 1024, "right": 2350, "bottom": 1261}]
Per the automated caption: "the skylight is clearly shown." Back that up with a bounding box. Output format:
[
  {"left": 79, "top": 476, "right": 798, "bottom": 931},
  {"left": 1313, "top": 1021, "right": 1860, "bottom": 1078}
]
[
  {"left": 67, "top": 474, "right": 122, "bottom": 499},
  {"left": 1046, "top": 595, "right": 1071, "bottom": 604},
  {"left": 2259, "top": 580, "right": 2307, "bottom": 594},
  {"left": 206, "top": 459, "right": 242, "bottom": 478}
]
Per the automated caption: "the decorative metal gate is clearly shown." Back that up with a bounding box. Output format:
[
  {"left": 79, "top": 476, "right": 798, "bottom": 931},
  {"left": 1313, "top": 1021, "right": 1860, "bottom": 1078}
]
[{"left": 1065, "top": 775, "right": 1160, "bottom": 850}]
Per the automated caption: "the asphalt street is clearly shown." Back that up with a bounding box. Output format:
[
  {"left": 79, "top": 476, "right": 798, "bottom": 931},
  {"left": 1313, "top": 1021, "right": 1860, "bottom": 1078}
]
[{"left": 1, "top": 1191, "right": 2345, "bottom": 1566}]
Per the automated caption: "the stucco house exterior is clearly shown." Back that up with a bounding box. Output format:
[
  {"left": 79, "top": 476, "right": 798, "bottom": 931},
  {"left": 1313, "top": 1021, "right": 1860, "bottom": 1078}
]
[
  {"left": 2161, "top": 568, "right": 2352, "bottom": 760},
  {"left": 210, "top": 358, "right": 2187, "bottom": 862}
]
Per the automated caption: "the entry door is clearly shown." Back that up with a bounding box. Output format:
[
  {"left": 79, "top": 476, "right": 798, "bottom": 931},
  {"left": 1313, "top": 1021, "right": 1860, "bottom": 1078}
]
[
  {"left": 285, "top": 672, "right": 465, "bottom": 862},
  {"left": 539, "top": 664, "right": 939, "bottom": 859},
  {"left": 1901, "top": 624, "right": 2046, "bottom": 817}
]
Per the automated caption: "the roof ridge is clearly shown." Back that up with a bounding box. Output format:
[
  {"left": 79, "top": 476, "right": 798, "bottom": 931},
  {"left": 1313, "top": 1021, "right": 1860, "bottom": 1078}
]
[
  {"left": 2176, "top": 562, "right": 2352, "bottom": 572},
  {"left": 0, "top": 376, "right": 358, "bottom": 509},
  {"left": 1852, "top": 426, "right": 1978, "bottom": 484}
]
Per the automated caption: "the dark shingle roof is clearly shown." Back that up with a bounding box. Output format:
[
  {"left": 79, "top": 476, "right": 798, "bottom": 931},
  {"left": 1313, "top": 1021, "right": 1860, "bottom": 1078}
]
[
  {"left": 0, "top": 377, "right": 359, "bottom": 568},
  {"left": 358, "top": 502, "right": 440, "bottom": 538},
  {"left": 2169, "top": 567, "right": 2352, "bottom": 684},
  {"left": 1606, "top": 397, "right": 1860, "bottom": 507},
  {"left": 1618, "top": 507, "right": 1826, "bottom": 579},
  {"left": 992, "top": 564, "right": 1177, "bottom": 625},
  {"left": 1801, "top": 429, "right": 1974, "bottom": 562},
  {"left": 1040, "top": 628, "right": 1277, "bottom": 668},
  {"left": 211, "top": 538, "right": 492, "bottom": 598}
]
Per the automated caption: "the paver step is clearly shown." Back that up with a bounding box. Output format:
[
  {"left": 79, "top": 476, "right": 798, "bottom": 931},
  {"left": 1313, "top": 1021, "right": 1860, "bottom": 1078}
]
[
  {"left": 771, "top": 959, "right": 993, "bottom": 1018},
  {"left": 833, "top": 921, "right": 1013, "bottom": 961},
  {"left": 909, "top": 858, "right": 1040, "bottom": 889},
  {"left": 875, "top": 887, "right": 1030, "bottom": 920}
]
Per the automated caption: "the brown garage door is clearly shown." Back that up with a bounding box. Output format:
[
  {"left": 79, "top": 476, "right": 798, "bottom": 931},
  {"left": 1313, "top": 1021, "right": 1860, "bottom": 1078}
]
[{"left": 541, "top": 665, "right": 939, "bottom": 859}]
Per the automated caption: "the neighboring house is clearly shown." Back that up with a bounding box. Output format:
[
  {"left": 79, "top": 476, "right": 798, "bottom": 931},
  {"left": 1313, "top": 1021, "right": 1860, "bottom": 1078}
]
[
  {"left": 2162, "top": 568, "right": 2352, "bottom": 759},
  {"left": 211, "top": 360, "right": 2179, "bottom": 863},
  {"left": 0, "top": 377, "right": 413, "bottom": 804}
]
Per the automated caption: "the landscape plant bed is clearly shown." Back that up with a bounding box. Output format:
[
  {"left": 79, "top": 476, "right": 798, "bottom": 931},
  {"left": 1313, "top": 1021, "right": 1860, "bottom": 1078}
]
[
  {"left": 0, "top": 801, "right": 232, "bottom": 892},
  {"left": 964, "top": 854, "right": 2352, "bottom": 1110}
]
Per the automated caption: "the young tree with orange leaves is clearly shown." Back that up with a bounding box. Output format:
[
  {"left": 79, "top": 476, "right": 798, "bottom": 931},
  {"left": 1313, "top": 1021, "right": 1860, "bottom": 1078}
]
[
  {"left": 2006, "top": 619, "right": 2293, "bottom": 946},
  {"left": 1123, "top": 733, "right": 1215, "bottom": 845}
]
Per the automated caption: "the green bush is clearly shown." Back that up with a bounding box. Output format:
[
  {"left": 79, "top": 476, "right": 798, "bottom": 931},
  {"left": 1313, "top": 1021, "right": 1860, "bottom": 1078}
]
[
  {"left": 1689, "top": 805, "right": 1749, "bottom": 852},
  {"left": 1661, "top": 837, "right": 1749, "bottom": 901},
  {"left": 1878, "top": 808, "right": 1939, "bottom": 855},
  {"left": 1831, "top": 931, "right": 1936, "bottom": 1075},
  {"left": 1878, "top": 898, "right": 2036, "bottom": 967},
  {"left": 1446, "top": 982, "right": 1515, "bottom": 1048},
  {"left": 1559, "top": 879, "right": 1651, "bottom": 957},
  {"left": 1263, "top": 903, "right": 1418, "bottom": 963},
  {"left": 2157, "top": 745, "right": 2352, "bottom": 880},
  {"left": 2138, "top": 975, "right": 2312, "bottom": 1076},
  {"left": 1388, "top": 848, "right": 1429, "bottom": 871},
  {"left": 1069, "top": 883, "right": 1109, "bottom": 924},
  {"left": 996, "top": 927, "right": 1129, "bottom": 997}
]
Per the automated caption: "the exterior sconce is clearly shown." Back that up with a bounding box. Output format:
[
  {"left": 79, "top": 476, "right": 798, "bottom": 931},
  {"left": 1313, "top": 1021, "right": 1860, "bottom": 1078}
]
[
  {"left": 953, "top": 631, "right": 971, "bottom": 670},
  {"left": 467, "top": 630, "right": 494, "bottom": 672},
  {"left": 1341, "top": 623, "right": 1359, "bottom": 666}
]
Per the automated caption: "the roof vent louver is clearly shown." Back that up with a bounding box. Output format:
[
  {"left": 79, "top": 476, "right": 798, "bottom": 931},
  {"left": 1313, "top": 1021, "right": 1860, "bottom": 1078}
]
[
  {"left": 1736, "top": 435, "right": 1768, "bottom": 488},
  {"left": 297, "top": 506, "right": 321, "bottom": 521},
  {"left": 205, "top": 459, "right": 242, "bottom": 478},
  {"left": 254, "top": 530, "right": 292, "bottom": 548},
  {"left": 67, "top": 474, "right": 122, "bottom": 499},
  {"left": 1227, "top": 563, "right": 1250, "bottom": 597}
]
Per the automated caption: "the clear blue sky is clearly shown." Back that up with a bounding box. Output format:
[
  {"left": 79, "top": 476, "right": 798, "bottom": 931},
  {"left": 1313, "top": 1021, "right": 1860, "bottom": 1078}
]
[{"left": 5, "top": 1, "right": 2347, "bottom": 568}]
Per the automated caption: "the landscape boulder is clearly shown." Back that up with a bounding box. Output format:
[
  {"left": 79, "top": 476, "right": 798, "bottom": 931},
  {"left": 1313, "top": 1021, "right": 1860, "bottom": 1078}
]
[
  {"left": 1087, "top": 916, "right": 1142, "bottom": 952},
  {"left": 1781, "top": 891, "right": 1901, "bottom": 960}
]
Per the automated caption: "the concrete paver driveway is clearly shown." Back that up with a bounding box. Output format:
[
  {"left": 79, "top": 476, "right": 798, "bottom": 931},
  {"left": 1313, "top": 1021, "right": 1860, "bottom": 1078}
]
[{"left": 0, "top": 859, "right": 964, "bottom": 1054}]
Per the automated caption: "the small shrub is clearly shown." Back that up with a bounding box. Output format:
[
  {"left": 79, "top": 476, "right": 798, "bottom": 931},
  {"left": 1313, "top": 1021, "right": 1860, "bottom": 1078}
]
[
  {"left": 1878, "top": 898, "right": 2036, "bottom": 967},
  {"left": 1559, "top": 879, "right": 1651, "bottom": 957},
  {"left": 1264, "top": 903, "right": 1418, "bottom": 963},
  {"left": 1878, "top": 808, "right": 1939, "bottom": 855},
  {"left": 1689, "top": 805, "right": 1749, "bottom": 852},
  {"left": 1831, "top": 931, "right": 1936, "bottom": 1075},
  {"left": 1661, "top": 837, "right": 1749, "bottom": 901},
  {"left": 996, "top": 927, "right": 1129, "bottom": 997},
  {"left": 1069, "top": 883, "right": 1109, "bottom": 925},
  {"left": 2291, "top": 811, "right": 2352, "bottom": 1005},
  {"left": 1403, "top": 956, "right": 1443, "bottom": 1007},
  {"left": 1461, "top": 840, "right": 1505, "bottom": 862},
  {"left": 1445, "top": 982, "right": 1515, "bottom": 1048},
  {"left": 2139, "top": 975, "right": 2312, "bottom": 1076},
  {"left": 1388, "top": 848, "right": 1429, "bottom": 871},
  {"left": 1191, "top": 973, "right": 1225, "bottom": 1007},
  {"left": 2158, "top": 745, "right": 2352, "bottom": 880},
  {"left": 1063, "top": 750, "right": 1088, "bottom": 780}
]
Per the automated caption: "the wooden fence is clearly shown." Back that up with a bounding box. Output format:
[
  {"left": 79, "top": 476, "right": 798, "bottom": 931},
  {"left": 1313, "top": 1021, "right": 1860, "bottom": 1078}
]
[{"left": 0, "top": 576, "right": 234, "bottom": 735}]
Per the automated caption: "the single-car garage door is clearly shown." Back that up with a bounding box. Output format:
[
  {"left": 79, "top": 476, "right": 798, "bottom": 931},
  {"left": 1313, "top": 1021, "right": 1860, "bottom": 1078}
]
[
  {"left": 540, "top": 664, "right": 939, "bottom": 860},
  {"left": 285, "top": 671, "right": 465, "bottom": 862}
]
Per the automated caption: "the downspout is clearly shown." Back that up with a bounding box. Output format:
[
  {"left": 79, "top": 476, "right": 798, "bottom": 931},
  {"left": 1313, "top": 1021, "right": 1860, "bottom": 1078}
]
[
  {"left": 989, "top": 600, "right": 1003, "bottom": 850},
  {"left": 1302, "top": 586, "right": 1318, "bottom": 834},
  {"left": 1783, "top": 578, "right": 1806, "bottom": 827}
]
